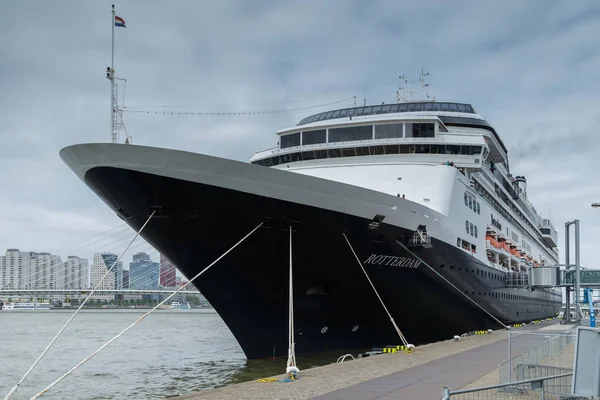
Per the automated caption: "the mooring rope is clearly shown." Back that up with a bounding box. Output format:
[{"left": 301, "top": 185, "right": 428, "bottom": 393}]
[
  {"left": 286, "top": 226, "right": 298, "bottom": 377},
  {"left": 342, "top": 233, "right": 410, "bottom": 349},
  {"left": 29, "top": 221, "right": 264, "bottom": 399},
  {"left": 394, "top": 239, "right": 510, "bottom": 330},
  {"left": 4, "top": 211, "right": 156, "bottom": 400}
]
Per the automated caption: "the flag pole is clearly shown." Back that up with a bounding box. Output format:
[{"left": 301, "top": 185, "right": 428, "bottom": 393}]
[
  {"left": 110, "top": 4, "right": 115, "bottom": 143},
  {"left": 111, "top": 4, "right": 115, "bottom": 73}
]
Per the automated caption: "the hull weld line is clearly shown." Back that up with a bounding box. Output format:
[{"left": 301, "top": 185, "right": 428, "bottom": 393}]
[
  {"left": 395, "top": 239, "right": 510, "bottom": 330},
  {"left": 343, "top": 232, "right": 412, "bottom": 350},
  {"left": 28, "top": 221, "right": 264, "bottom": 400}
]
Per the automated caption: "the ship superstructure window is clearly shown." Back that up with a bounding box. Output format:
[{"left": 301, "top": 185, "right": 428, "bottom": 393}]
[
  {"left": 464, "top": 192, "right": 481, "bottom": 215},
  {"left": 254, "top": 144, "right": 486, "bottom": 166},
  {"left": 406, "top": 123, "right": 435, "bottom": 138},
  {"left": 374, "top": 123, "right": 404, "bottom": 139},
  {"left": 297, "top": 102, "right": 476, "bottom": 125},
  {"left": 466, "top": 220, "right": 477, "bottom": 238},
  {"left": 302, "top": 129, "right": 326, "bottom": 145},
  {"left": 281, "top": 133, "right": 300, "bottom": 148},
  {"left": 329, "top": 126, "right": 373, "bottom": 142}
]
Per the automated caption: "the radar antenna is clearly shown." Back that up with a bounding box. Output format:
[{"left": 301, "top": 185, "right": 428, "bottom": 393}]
[{"left": 396, "top": 68, "right": 435, "bottom": 103}]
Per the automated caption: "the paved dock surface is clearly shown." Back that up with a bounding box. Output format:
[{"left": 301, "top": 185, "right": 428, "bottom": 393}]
[{"left": 175, "top": 321, "right": 573, "bottom": 400}]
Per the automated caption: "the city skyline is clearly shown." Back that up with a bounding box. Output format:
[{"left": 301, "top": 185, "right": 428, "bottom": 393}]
[{"left": 0, "top": 248, "right": 186, "bottom": 290}]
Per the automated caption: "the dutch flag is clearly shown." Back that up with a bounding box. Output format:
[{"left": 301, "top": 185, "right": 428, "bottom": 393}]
[{"left": 115, "top": 15, "right": 126, "bottom": 28}]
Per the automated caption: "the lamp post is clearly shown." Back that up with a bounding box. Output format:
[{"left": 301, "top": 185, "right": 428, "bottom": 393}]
[{"left": 565, "top": 220, "right": 582, "bottom": 325}]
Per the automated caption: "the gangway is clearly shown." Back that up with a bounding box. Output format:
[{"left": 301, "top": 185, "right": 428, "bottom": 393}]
[{"left": 507, "top": 266, "right": 600, "bottom": 289}]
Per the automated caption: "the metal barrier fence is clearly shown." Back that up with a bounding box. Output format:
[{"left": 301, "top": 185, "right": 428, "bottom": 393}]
[
  {"left": 442, "top": 372, "right": 573, "bottom": 400},
  {"left": 499, "top": 331, "right": 576, "bottom": 384}
]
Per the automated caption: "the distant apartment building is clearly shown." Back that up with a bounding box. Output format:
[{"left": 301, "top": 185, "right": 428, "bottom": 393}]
[
  {"left": 91, "top": 253, "right": 116, "bottom": 290},
  {"left": 28, "top": 252, "right": 63, "bottom": 289},
  {"left": 129, "top": 252, "right": 159, "bottom": 289},
  {"left": 1, "top": 249, "right": 89, "bottom": 290},
  {"left": 159, "top": 254, "right": 177, "bottom": 287},
  {"left": 1, "top": 249, "right": 30, "bottom": 289},
  {"left": 63, "top": 256, "right": 89, "bottom": 289}
]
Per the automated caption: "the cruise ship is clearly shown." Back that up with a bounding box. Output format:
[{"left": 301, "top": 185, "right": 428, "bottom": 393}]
[{"left": 60, "top": 100, "right": 562, "bottom": 359}]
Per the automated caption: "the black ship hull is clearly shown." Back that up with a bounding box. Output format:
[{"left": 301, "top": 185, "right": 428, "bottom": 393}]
[{"left": 80, "top": 161, "right": 561, "bottom": 360}]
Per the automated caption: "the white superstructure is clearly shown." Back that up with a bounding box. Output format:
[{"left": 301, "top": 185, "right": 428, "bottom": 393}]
[{"left": 249, "top": 101, "right": 559, "bottom": 274}]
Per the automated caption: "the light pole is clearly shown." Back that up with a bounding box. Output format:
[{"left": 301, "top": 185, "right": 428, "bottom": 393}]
[{"left": 565, "top": 220, "right": 582, "bottom": 325}]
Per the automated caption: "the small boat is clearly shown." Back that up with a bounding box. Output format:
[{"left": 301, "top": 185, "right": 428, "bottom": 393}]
[
  {"left": 168, "top": 302, "right": 191, "bottom": 310},
  {"left": 2, "top": 302, "right": 51, "bottom": 311}
]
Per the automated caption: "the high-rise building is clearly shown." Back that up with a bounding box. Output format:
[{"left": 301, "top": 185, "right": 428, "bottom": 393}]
[
  {"left": 129, "top": 252, "right": 159, "bottom": 289},
  {"left": 28, "top": 252, "right": 63, "bottom": 289},
  {"left": 91, "top": 253, "right": 116, "bottom": 290},
  {"left": 98, "top": 253, "right": 122, "bottom": 290},
  {"left": 2, "top": 249, "right": 31, "bottom": 289},
  {"left": 159, "top": 254, "right": 177, "bottom": 287},
  {"left": 123, "top": 269, "right": 130, "bottom": 289},
  {"left": 1, "top": 249, "right": 88, "bottom": 290},
  {"left": 63, "top": 256, "right": 89, "bottom": 289}
]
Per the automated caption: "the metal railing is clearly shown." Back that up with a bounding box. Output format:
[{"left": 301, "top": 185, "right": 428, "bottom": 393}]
[
  {"left": 442, "top": 372, "right": 573, "bottom": 399},
  {"left": 500, "top": 331, "right": 576, "bottom": 384}
]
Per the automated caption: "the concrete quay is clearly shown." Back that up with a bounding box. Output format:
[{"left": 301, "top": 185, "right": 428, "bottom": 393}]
[{"left": 174, "top": 321, "right": 573, "bottom": 400}]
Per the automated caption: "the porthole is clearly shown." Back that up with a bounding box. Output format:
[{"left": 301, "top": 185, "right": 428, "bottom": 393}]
[
  {"left": 352, "top": 325, "right": 359, "bottom": 332},
  {"left": 321, "top": 326, "right": 328, "bottom": 334}
]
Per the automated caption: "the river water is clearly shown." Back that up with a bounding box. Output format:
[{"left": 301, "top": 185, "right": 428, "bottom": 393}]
[{"left": 0, "top": 309, "right": 339, "bottom": 399}]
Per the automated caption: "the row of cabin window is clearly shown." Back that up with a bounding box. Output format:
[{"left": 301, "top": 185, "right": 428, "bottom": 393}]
[
  {"left": 466, "top": 221, "right": 478, "bottom": 238},
  {"left": 253, "top": 144, "right": 483, "bottom": 167},
  {"left": 280, "top": 123, "right": 436, "bottom": 149},
  {"left": 472, "top": 179, "right": 545, "bottom": 256},
  {"left": 298, "top": 102, "right": 475, "bottom": 125},
  {"left": 490, "top": 174, "right": 544, "bottom": 245},
  {"left": 464, "top": 192, "right": 481, "bottom": 214},
  {"left": 457, "top": 237, "right": 477, "bottom": 253}
]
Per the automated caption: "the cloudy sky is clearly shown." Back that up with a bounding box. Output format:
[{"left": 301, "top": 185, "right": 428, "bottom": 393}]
[{"left": 1, "top": 0, "right": 599, "bottom": 274}]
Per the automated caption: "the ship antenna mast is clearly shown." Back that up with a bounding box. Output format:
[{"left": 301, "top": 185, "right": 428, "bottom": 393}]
[
  {"left": 106, "top": 4, "right": 130, "bottom": 144},
  {"left": 396, "top": 68, "right": 435, "bottom": 103}
]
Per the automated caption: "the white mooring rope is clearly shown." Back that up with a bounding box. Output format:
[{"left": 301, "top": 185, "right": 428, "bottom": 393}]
[
  {"left": 4, "top": 210, "right": 156, "bottom": 400},
  {"left": 394, "top": 239, "right": 510, "bottom": 330},
  {"left": 342, "top": 233, "right": 411, "bottom": 349},
  {"left": 29, "top": 221, "right": 264, "bottom": 399},
  {"left": 286, "top": 225, "right": 299, "bottom": 378}
]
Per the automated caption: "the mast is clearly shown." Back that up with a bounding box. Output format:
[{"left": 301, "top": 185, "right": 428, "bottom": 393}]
[{"left": 110, "top": 5, "right": 116, "bottom": 143}]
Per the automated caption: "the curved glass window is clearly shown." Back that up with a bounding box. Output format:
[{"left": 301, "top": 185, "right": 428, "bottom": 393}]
[
  {"left": 466, "top": 221, "right": 470, "bottom": 234},
  {"left": 281, "top": 133, "right": 300, "bottom": 148},
  {"left": 474, "top": 225, "right": 478, "bottom": 238},
  {"left": 464, "top": 193, "right": 468, "bottom": 206},
  {"left": 297, "top": 102, "right": 476, "bottom": 126},
  {"left": 329, "top": 125, "right": 373, "bottom": 142},
  {"left": 302, "top": 130, "right": 326, "bottom": 145}
]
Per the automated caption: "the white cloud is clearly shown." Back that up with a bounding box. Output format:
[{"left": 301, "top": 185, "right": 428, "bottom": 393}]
[{"left": 1, "top": 0, "right": 599, "bottom": 270}]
